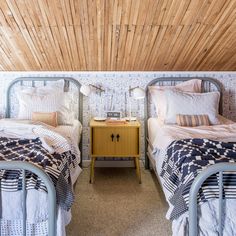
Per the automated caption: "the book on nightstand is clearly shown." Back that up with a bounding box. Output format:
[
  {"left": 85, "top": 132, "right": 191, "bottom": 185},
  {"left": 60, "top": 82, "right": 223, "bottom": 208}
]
[{"left": 105, "top": 118, "right": 127, "bottom": 124}]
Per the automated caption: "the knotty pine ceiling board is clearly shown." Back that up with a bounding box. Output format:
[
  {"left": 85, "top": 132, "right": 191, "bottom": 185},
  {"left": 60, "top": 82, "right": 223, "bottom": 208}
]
[{"left": 0, "top": 0, "right": 235, "bottom": 71}]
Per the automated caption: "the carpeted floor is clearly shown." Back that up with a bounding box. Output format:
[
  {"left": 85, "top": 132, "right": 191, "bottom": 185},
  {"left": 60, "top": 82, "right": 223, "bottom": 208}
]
[{"left": 66, "top": 167, "right": 172, "bottom": 236}]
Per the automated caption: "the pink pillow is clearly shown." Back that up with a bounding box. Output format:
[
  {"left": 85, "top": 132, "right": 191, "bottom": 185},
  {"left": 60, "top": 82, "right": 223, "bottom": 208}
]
[
  {"left": 32, "top": 112, "right": 58, "bottom": 127},
  {"left": 148, "top": 79, "right": 202, "bottom": 120}
]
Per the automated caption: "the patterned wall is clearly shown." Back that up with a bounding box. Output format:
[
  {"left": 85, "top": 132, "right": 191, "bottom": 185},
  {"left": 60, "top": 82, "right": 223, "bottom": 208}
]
[{"left": 0, "top": 72, "right": 235, "bottom": 162}]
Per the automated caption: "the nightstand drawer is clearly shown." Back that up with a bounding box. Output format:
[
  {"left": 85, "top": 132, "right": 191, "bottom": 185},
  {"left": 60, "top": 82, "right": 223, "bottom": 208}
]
[
  {"left": 89, "top": 119, "right": 141, "bottom": 183},
  {"left": 91, "top": 127, "right": 139, "bottom": 156}
]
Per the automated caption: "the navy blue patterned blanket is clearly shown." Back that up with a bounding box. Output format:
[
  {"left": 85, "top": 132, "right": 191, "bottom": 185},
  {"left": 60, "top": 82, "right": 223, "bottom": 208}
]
[
  {"left": 160, "top": 138, "right": 236, "bottom": 220},
  {"left": 0, "top": 137, "right": 78, "bottom": 211}
]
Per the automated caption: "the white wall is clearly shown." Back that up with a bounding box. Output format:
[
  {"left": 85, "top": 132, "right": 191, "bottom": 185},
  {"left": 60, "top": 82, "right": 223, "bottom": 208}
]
[{"left": 0, "top": 71, "right": 235, "bottom": 162}]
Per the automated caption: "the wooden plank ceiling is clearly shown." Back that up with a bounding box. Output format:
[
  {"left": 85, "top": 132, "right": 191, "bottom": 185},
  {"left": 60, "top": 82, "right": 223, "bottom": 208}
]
[{"left": 0, "top": 0, "right": 235, "bottom": 71}]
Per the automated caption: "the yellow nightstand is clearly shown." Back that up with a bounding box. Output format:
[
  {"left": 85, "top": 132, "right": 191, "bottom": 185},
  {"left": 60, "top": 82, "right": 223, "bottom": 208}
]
[{"left": 89, "top": 119, "right": 141, "bottom": 183}]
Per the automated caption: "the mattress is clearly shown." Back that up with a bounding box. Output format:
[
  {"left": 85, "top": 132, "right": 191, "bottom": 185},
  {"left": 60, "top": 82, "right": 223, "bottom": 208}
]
[
  {"left": 148, "top": 115, "right": 234, "bottom": 153},
  {"left": 54, "top": 120, "right": 82, "bottom": 184},
  {"left": 0, "top": 118, "right": 82, "bottom": 143}
]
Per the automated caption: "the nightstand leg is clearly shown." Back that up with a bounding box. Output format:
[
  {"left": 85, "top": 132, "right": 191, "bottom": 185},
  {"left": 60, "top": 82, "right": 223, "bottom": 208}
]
[
  {"left": 133, "top": 158, "right": 136, "bottom": 169},
  {"left": 90, "top": 156, "right": 96, "bottom": 183},
  {"left": 135, "top": 157, "right": 141, "bottom": 184}
]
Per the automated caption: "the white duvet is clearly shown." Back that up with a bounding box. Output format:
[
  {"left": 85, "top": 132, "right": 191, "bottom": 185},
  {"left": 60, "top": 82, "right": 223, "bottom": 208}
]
[
  {"left": 0, "top": 119, "right": 82, "bottom": 236},
  {"left": 149, "top": 118, "right": 236, "bottom": 236},
  {"left": 152, "top": 121, "right": 236, "bottom": 154}
]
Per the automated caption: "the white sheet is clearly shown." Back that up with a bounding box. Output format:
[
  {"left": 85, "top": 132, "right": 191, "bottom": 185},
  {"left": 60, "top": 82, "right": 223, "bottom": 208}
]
[
  {"left": 54, "top": 119, "right": 82, "bottom": 145},
  {"left": 148, "top": 117, "right": 236, "bottom": 236},
  {"left": 152, "top": 122, "right": 236, "bottom": 153},
  {"left": 0, "top": 119, "right": 82, "bottom": 236},
  {"left": 53, "top": 119, "right": 82, "bottom": 184},
  {"left": 0, "top": 118, "right": 82, "bottom": 144},
  {"left": 148, "top": 116, "right": 234, "bottom": 152}
]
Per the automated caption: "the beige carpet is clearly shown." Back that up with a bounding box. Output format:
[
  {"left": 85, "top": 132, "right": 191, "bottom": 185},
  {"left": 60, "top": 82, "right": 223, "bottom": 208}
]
[{"left": 66, "top": 167, "right": 172, "bottom": 236}]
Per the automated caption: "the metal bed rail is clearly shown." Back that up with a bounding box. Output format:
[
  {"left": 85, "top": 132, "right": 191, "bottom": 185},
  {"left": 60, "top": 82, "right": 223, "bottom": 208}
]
[
  {"left": 0, "top": 161, "right": 56, "bottom": 236},
  {"left": 189, "top": 163, "right": 236, "bottom": 236}
]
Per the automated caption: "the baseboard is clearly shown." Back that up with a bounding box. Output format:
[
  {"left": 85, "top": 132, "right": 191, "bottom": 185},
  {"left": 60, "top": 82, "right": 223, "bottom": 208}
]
[{"left": 83, "top": 160, "right": 144, "bottom": 168}]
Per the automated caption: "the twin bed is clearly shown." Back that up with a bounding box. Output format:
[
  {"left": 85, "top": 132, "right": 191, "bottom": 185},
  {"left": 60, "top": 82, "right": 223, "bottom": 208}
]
[
  {"left": 145, "top": 77, "right": 236, "bottom": 235},
  {"left": 0, "top": 76, "right": 235, "bottom": 236},
  {"left": 0, "top": 77, "right": 83, "bottom": 236}
]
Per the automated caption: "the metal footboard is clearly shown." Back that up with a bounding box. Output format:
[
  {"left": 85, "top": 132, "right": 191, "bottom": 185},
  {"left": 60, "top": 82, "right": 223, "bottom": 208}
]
[
  {"left": 189, "top": 163, "right": 236, "bottom": 236},
  {"left": 0, "top": 161, "right": 56, "bottom": 236}
]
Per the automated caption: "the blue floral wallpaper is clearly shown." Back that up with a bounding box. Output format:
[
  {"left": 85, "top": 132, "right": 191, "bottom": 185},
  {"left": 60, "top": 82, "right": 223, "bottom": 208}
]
[{"left": 0, "top": 71, "right": 235, "bottom": 162}]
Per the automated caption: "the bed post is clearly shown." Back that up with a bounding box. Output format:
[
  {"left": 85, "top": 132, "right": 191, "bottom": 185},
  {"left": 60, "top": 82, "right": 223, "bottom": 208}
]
[{"left": 144, "top": 87, "right": 150, "bottom": 169}]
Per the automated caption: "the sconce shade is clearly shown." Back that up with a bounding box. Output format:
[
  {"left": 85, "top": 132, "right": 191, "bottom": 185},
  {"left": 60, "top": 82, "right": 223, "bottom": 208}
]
[
  {"left": 80, "top": 85, "right": 91, "bottom": 96},
  {"left": 133, "top": 87, "right": 145, "bottom": 100}
]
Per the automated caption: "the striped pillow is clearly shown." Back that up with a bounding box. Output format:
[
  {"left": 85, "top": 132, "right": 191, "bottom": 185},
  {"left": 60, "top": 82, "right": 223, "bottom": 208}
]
[{"left": 176, "top": 114, "right": 210, "bottom": 127}]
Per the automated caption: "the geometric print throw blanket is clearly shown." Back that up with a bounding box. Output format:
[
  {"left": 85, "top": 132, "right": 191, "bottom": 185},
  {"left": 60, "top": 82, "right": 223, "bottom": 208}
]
[
  {"left": 0, "top": 137, "right": 78, "bottom": 211},
  {"left": 160, "top": 138, "right": 236, "bottom": 220}
]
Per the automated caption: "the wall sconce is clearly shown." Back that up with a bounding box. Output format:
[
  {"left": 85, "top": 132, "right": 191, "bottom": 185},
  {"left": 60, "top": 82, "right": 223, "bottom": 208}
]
[
  {"left": 80, "top": 84, "right": 106, "bottom": 120},
  {"left": 129, "top": 86, "right": 145, "bottom": 100},
  {"left": 80, "top": 84, "right": 105, "bottom": 96},
  {"left": 128, "top": 86, "right": 145, "bottom": 121}
]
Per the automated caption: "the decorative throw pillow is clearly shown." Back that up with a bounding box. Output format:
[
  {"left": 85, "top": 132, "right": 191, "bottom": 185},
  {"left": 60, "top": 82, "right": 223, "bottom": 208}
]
[
  {"left": 148, "top": 79, "right": 202, "bottom": 120},
  {"left": 32, "top": 112, "right": 58, "bottom": 127},
  {"left": 165, "top": 90, "right": 220, "bottom": 125},
  {"left": 176, "top": 114, "right": 210, "bottom": 127}
]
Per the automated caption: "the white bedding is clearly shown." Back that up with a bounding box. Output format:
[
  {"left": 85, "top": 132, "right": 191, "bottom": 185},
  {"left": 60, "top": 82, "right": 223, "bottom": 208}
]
[
  {"left": 0, "top": 119, "right": 82, "bottom": 236},
  {"left": 148, "top": 117, "right": 236, "bottom": 236},
  {"left": 54, "top": 119, "right": 82, "bottom": 146},
  {"left": 148, "top": 116, "right": 234, "bottom": 152},
  {"left": 148, "top": 116, "right": 235, "bottom": 173}
]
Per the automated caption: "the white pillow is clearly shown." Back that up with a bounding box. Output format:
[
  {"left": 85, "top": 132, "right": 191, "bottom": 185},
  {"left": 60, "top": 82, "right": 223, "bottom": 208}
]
[
  {"left": 165, "top": 90, "right": 220, "bottom": 125},
  {"left": 32, "top": 83, "right": 77, "bottom": 120},
  {"left": 17, "top": 88, "right": 74, "bottom": 125},
  {"left": 148, "top": 79, "right": 202, "bottom": 120}
]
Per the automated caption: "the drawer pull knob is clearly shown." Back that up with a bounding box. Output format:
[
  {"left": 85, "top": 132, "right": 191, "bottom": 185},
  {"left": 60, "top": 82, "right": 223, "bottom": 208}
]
[
  {"left": 116, "top": 134, "right": 120, "bottom": 142},
  {"left": 111, "top": 134, "right": 114, "bottom": 142}
]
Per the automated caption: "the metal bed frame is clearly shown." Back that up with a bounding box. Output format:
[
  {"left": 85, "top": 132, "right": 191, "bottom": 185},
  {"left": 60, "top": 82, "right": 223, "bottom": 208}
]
[
  {"left": 144, "top": 77, "right": 236, "bottom": 236},
  {"left": 0, "top": 161, "right": 56, "bottom": 236},
  {"left": 189, "top": 163, "right": 236, "bottom": 236},
  {"left": 6, "top": 76, "right": 83, "bottom": 166},
  {"left": 2, "top": 76, "right": 83, "bottom": 236}
]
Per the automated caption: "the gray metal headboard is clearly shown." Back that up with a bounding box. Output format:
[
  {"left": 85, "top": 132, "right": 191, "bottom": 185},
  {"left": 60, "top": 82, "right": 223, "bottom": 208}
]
[
  {"left": 144, "top": 77, "right": 223, "bottom": 169},
  {"left": 5, "top": 77, "right": 83, "bottom": 165}
]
